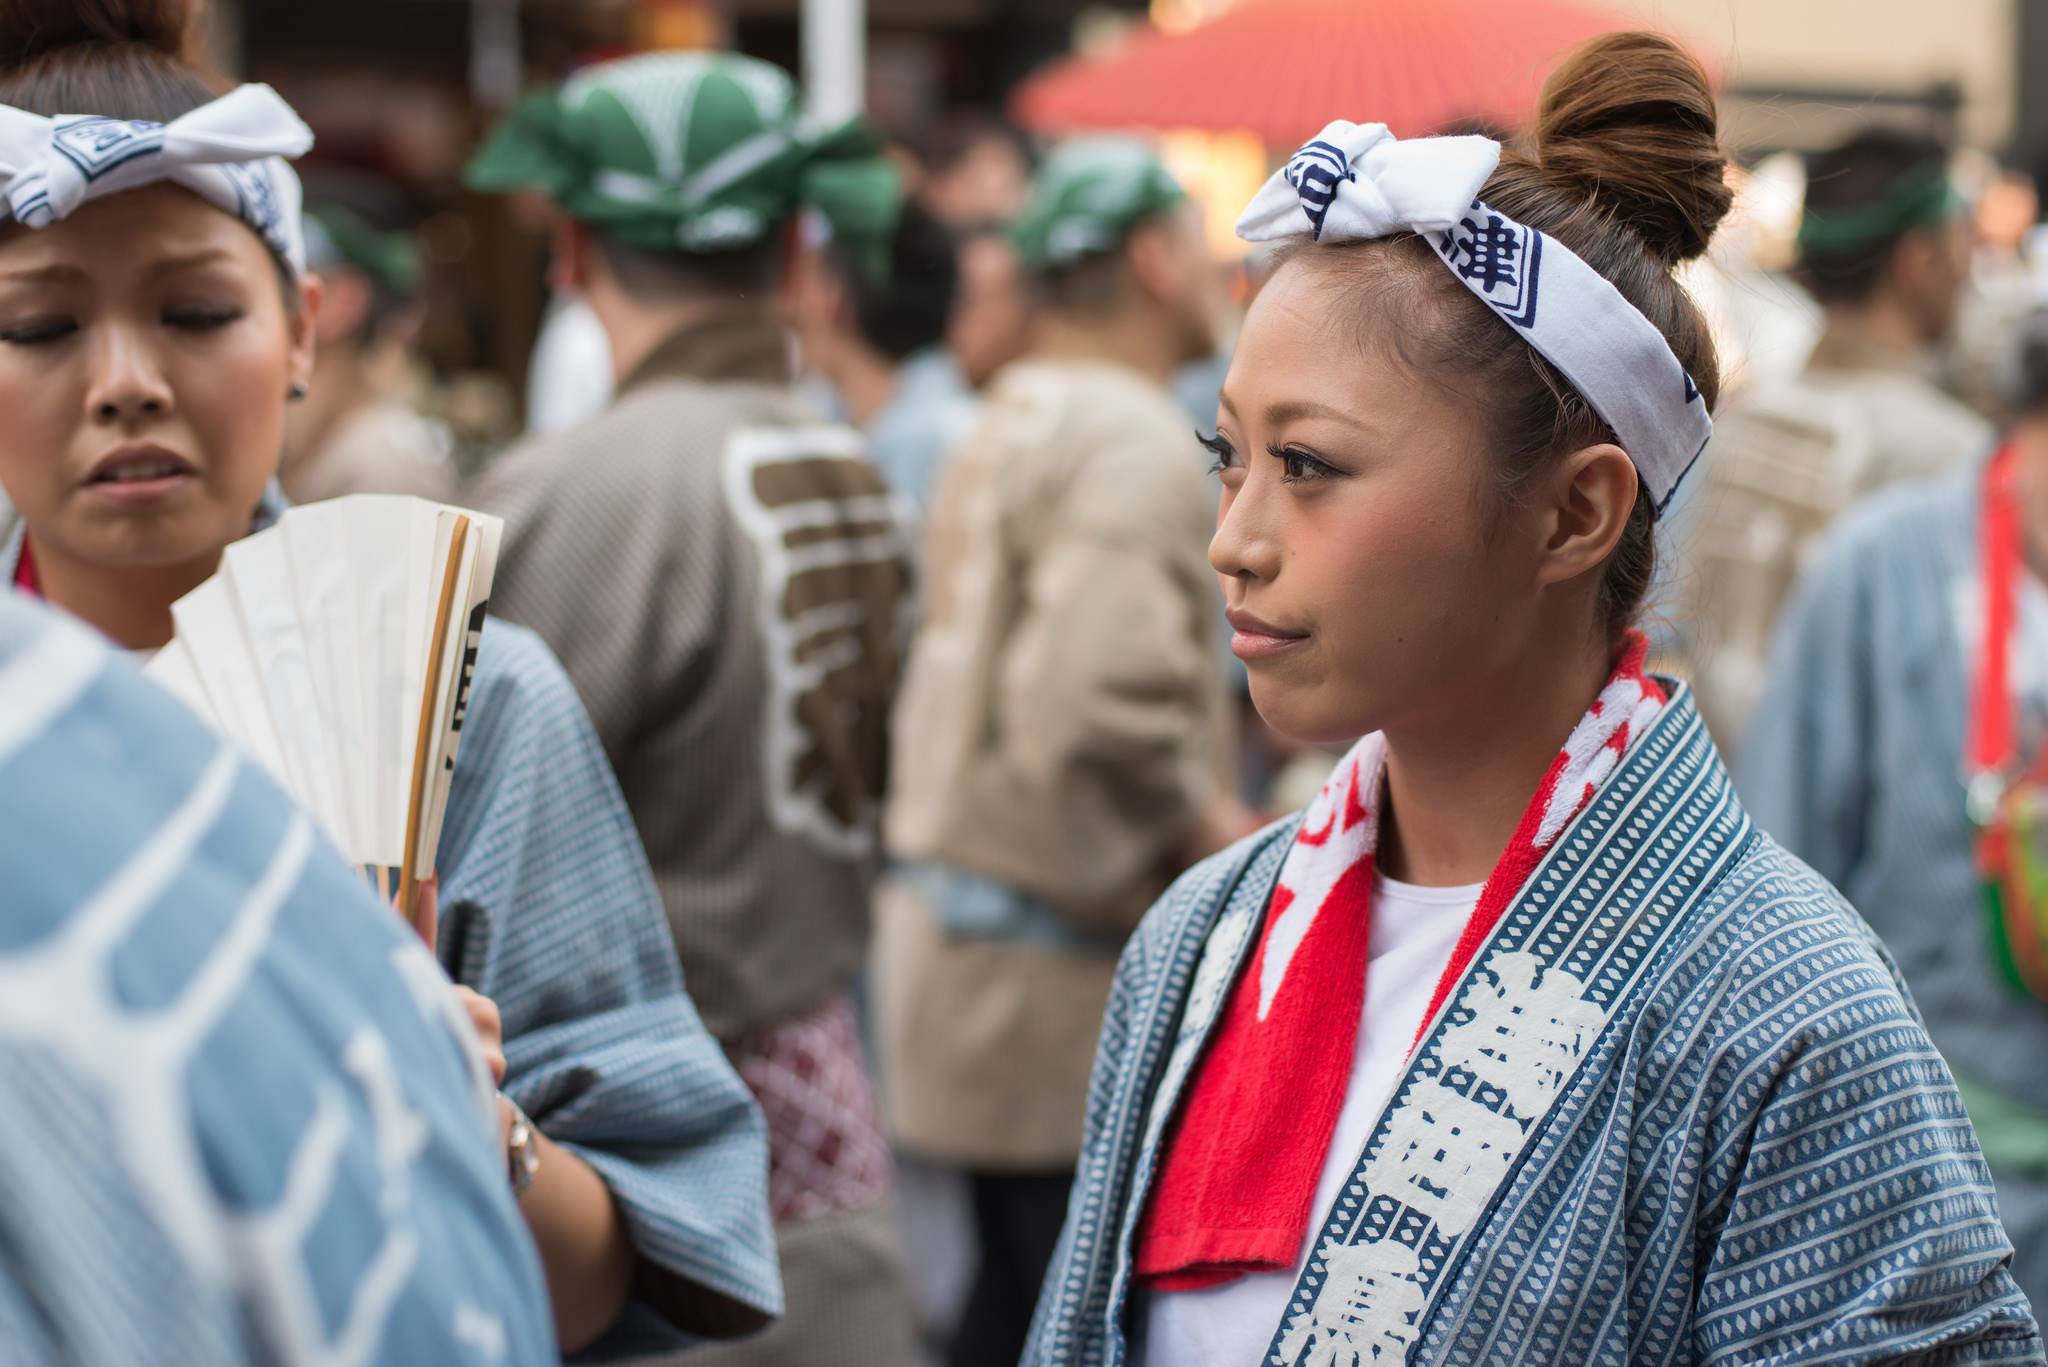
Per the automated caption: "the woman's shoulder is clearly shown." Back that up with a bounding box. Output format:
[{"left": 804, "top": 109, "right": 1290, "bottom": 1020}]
[
  {"left": 1648, "top": 831, "right": 1926, "bottom": 1057},
  {"left": 469, "top": 617, "right": 584, "bottom": 726}
]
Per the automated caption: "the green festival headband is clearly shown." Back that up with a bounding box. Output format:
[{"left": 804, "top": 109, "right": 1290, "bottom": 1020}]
[
  {"left": 304, "top": 204, "right": 424, "bottom": 296},
  {"left": 1797, "top": 161, "right": 1962, "bottom": 260},
  {"left": 1010, "top": 136, "right": 1187, "bottom": 270},
  {"left": 465, "top": 51, "right": 902, "bottom": 276}
]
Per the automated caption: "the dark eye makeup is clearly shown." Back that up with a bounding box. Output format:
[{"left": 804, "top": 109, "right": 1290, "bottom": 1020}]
[
  {"left": 165, "top": 305, "right": 246, "bottom": 332},
  {"left": 1268, "top": 444, "right": 1340, "bottom": 483},
  {"left": 1197, "top": 430, "right": 1238, "bottom": 475},
  {"left": 0, "top": 318, "right": 76, "bottom": 346}
]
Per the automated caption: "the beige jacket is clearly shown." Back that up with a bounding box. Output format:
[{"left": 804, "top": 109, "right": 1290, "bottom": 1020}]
[
  {"left": 469, "top": 312, "right": 912, "bottom": 1042},
  {"left": 877, "top": 357, "right": 1230, "bottom": 1168},
  {"left": 1678, "top": 324, "right": 1992, "bottom": 748},
  {"left": 280, "top": 401, "right": 456, "bottom": 506}
]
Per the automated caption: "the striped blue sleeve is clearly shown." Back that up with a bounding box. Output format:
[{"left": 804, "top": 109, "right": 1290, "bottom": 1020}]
[
  {"left": 436, "top": 621, "right": 782, "bottom": 1356},
  {"left": 1690, "top": 875, "right": 2042, "bottom": 1364}
]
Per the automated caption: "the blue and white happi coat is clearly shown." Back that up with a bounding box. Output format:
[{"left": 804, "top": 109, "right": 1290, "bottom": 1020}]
[
  {"left": 1026, "top": 685, "right": 2044, "bottom": 1366},
  {"left": 0, "top": 593, "right": 555, "bottom": 1365},
  {"left": 438, "top": 618, "right": 782, "bottom": 1357}
]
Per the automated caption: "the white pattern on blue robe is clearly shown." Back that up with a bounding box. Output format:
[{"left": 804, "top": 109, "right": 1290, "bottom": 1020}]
[
  {"left": 0, "top": 593, "right": 556, "bottom": 1365},
  {"left": 1742, "top": 460, "right": 2048, "bottom": 1315},
  {"left": 438, "top": 619, "right": 782, "bottom": 1357},
  {"left": 1026, "top": 688, "right": 2043, "bottom": 1366}
]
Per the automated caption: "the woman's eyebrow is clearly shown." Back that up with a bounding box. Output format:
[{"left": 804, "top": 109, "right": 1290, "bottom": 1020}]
[
  {"left": 1261, "top": 398, "right": 1370, "bottom": 430},
  {"left": 0, "top": 262, "right": 85, "bottom": 285},
  {"left": 143, "top": 248, "right": 235, "bottom": 280}
]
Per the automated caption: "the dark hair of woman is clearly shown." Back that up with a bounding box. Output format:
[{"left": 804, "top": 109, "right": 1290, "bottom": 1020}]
[{"left": 0, "top": 0, "right": 217, "bottom": 120}]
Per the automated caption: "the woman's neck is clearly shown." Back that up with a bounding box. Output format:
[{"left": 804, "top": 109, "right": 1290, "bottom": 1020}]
[
  {"left": 1376, "top": 622, "right": 1613, "bottom": 887},
  {"left": 29, "top": 532, "right": 220, "bottom": 651}
]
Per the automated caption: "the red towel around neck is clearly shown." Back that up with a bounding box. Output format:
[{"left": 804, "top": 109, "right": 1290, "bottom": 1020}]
[{"left": 1135, "top": 634, "right": 1665, "bottom": 1289}]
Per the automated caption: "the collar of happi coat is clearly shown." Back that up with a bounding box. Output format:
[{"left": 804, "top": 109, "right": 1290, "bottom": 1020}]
[
  {"left": 1259, "top": 683, "right": 1755, "bottom": 1367},
  {"left": 619, "top": 307, "right": 792, "bottom": 393}
]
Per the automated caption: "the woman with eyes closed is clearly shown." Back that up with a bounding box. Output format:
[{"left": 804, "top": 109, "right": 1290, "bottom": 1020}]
[
  {"left": 1025, "top": 32, "right": 2043, "bottom": 1367},
  {"left": 0, "top": 1, "right": 781, "bottom": 1357}
]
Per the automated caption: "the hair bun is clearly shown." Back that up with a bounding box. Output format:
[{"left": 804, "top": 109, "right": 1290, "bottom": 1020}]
[
  {"left": 1531, "top": 30, "right": 1730, "bottom": 266},
  {"left": 0, "top": 0, "right": 196, "bottom": 71}
]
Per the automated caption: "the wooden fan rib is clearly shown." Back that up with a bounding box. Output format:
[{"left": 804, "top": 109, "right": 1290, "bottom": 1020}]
[{"left": 397, "top": 513, "right": 470, "bottom": 921}]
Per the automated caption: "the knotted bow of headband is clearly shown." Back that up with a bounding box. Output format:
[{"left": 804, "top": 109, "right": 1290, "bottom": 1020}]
[
  {"left": 0, "top": 84, "right": 313, "bottom": 274},
  {"left": 1238, "top": 120, "right": 1712, "bottom": 515}
]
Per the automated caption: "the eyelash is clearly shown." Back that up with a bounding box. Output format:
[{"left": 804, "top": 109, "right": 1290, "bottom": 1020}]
[
  {"left": 1197, "top": 431, "right": 1237, "bottom": 475},
  {"left": 0, "top": 319, "right": 74, "bottom": 346},
  {"left": 0, "top": 307, "right": 245, "bottom": 347},
  {"left": 166, "top": 306, "right": 244, "bottom": 332},
  {"left": 1198, "top": 431, "right": 1339, "bottom": 484}
]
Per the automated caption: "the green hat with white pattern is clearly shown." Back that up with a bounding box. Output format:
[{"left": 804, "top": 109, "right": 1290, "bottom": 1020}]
[
  {"left": 466, "top": 51, "right": 901, "bottom": 270},
  {"left": 1009, "top": 136, "right": 1187, "bottom": 270}
]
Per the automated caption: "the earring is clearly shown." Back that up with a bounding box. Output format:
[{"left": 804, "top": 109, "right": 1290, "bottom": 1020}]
[{"left": 288, "top": 383, "right": 308, "bottom": 401}]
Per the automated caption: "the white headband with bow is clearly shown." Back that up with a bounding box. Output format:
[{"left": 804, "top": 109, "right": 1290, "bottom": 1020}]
[
  {"left": 0, "top": 84, "right": 314, "bottom": 274},
  {"left": 1238, "top": 120, "right": 1712, "bottom": 515}
]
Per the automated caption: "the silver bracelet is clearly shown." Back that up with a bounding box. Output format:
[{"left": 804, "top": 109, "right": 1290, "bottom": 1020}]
[{"left": 504, "top": 1097, "right": 541, "bottom": 1197}]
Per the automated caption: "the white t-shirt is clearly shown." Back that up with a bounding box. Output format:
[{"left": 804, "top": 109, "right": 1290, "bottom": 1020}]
[{"left": 1130, "top": 872, "right": 1478, "bottom": 1367}]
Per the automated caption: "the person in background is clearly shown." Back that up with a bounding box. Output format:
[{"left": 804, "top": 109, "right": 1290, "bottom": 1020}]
[
  {"left": 464, "top": 52, "right": 919, "bottom": 1367},
  {"left": 279, "top": 180, "right": 455, "bottom": 504},
  {"left": 0, "top": 7, "right": 779, "bottom": 1354},
  {"left": 1679, "top": 126, "right": 1989, "bottom": 747},
  {"left": 0, "top": 593, "right": 557, "bottom": 1366},
  {"left": 947, "top": 222, "right": 1038, "bottom": 391},
  {"left": 1741, "top": 301, "right": 2048, "bottom": 1314},
  {"left": 876, "top": 138, "right": 1258, "bottom": 1367},
  {"left": 916, "top": 113, "right": 1035, "bottom": 228},
  {"left": 788, "top": 198, "right": 975, "bottom": 522}
]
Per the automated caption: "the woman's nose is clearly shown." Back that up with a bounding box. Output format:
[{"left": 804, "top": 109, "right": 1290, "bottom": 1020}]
[
  {"left": 86, "top": 324, "right": 174, "bottom": 425},
  {"left": 1210, "top": 474, "right": 1283, "bottom": 584}
]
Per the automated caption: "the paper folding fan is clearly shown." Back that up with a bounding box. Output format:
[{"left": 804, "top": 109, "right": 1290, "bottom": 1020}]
[{"left": 146, "top": 495, "right": 503, "bottom": 917}]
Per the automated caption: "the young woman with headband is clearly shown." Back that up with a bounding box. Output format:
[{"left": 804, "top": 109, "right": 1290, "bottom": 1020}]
[
  {"left": 0, "top": 1, "right": 778, "bottom": 1354},
  {"left": 1026, "top": 33, "right": 2042, "bottom": 1367}
]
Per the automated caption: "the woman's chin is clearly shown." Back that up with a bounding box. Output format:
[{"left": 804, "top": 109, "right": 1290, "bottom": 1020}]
[
  {"left": 66, "top": 518, "right": 231, "bottom": 573},
  {"left": 1249, "top": 678, "right": 1371, "bottom": 750}
]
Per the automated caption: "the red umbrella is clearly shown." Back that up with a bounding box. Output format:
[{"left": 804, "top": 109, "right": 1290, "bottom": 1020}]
[{"left": 1012, "top": 0, "right": 1679, "bottom": 146}]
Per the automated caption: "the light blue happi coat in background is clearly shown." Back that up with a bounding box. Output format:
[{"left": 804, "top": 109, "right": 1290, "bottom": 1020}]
[
  {"left": 1741, "top": 462, "right": 2048, "bottom": 1314},
  {"left": 0, "top": 593, "right": 556, "bottom": 1365},
  {"left": 433, "top": 619, "right": 783, "bottom": 1358},
  {"left": 1027, "top": 686, "right": 2044, "bottom": 1366}
]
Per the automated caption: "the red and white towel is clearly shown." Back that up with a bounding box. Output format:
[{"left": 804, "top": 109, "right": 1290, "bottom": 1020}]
[{"left": 1136, "top": 635, "right": 1666, "bottom": 1288}]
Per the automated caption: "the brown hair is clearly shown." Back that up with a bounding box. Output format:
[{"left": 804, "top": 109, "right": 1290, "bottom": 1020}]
[
  {"left": 1284, "top": 30, "right": 1730, "bottom": 636},
  {"left": 0, "top": 0, "right": 216, "bottom": 123}
]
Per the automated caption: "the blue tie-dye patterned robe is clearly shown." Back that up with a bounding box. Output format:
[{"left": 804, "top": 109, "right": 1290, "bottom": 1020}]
[{"left": 0, "top": 593, "right": 556, "bottom": 1365}]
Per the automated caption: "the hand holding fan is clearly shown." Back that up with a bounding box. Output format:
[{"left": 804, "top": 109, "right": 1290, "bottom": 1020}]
[{"left": 145, "top": 495, "right": 503, "bottom": 918}]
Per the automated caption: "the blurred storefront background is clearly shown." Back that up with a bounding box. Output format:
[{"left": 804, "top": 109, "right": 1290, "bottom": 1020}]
[{"left": 197, "top": 0, "right": 2043, "bottom": 455}]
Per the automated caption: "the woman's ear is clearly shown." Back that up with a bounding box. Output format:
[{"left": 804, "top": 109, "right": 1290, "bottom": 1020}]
[
  {"left": 1534, "top": 442, "right": 1637, "bottom": 589},
  {"left": 287, "top": 272, "right": 323, "bottom": 396}
]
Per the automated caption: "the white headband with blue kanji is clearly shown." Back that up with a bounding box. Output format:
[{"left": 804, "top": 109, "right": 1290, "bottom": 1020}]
[
  {"left": 1238, "top": 120, "right": 1712, "bottom": 515},
  {"left": 0, "top": 84, "right": 313, "bottom": 275}
]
